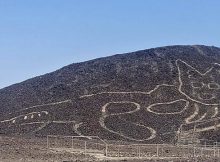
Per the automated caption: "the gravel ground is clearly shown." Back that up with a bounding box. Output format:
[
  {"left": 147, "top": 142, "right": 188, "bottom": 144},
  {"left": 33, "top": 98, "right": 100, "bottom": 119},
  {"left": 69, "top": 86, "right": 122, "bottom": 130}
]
[
  {"left": 0, "top": 135, "right": 96, "bottom": 162},
  {"left": 1, "top": 135, "right": 220, "bottom": 162}
]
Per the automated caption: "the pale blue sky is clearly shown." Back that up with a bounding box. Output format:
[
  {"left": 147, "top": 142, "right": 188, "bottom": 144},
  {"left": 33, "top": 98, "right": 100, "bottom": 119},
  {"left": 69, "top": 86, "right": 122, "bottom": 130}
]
[{"left": 0, "top": 0, "right": 220, "bottom": 88}]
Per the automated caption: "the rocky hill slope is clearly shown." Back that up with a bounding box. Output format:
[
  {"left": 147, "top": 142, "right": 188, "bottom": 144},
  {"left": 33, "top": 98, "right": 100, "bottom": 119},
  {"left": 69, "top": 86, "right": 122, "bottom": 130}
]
[{"left": 1, "top": 45, "right": 220, "bottom": 144}]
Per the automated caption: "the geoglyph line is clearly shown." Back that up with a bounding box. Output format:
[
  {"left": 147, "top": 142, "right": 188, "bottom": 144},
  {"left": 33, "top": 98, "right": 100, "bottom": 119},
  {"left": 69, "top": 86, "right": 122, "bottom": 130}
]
[
  {"left": 99, "top": 101, "right": 156, "bottom": 141},
  {"left": 0, "top": 111, "right": 48, "bottom": 123},
  {"left": 185, "top": 104, "right": 199, "bottom": 124},
  {"left": 192, "top": 117, "right": 220, "bottom": 133},
  {"left": 8, "top": 99, "right": 72, "bottom": 115},
  {"left": 80, "top": 59, "right": 220, "bottom": 140},
  {"left": 199, "top": 113, "right": 208, "bottom": 122},
  {"left": 176, "top": 59, "right": 220, "bottom": 106},
  {"left": 20, "top": 121, "right": 46, "bottom": 126},
  {"left": 101, "top": 101, "right": 141, "bottom": 115},
  {"left": 195, "top": 124, "right": 219, "bottom": 133},
  {"left": 176, "top": 59, "right": 215, "bottom": 76},
  {"left": 1, "top": 99, "right": 73, "bottom": 132},
  {"left": 180, "top": 116, "right": 220, "bottom": 135},
  {"left": 185, "top": 105, "right": 209, "bottom": 124},
  {"left": 80, "top": 84, "right": 174, "bottom": 98},
  {"left": 73, "top": 122, "right": 93, "bottom": 139},
  {"left": 146, "top": 99, "right": 189, "bottom": 115},
  {"left": 74, "top": 122, "right": 84, "bottom": 136},
  {"left": 52, "top": 120, "right": 76, "bottom": 124},
  {"left": 99, "top": 115, "right": 156, "bottom": 141},
  {"left": 3, "top": 59, "right": 220, "bottom": 141},
  {"left": 211, "top": 107, "right": 219, "bottom": 118}
]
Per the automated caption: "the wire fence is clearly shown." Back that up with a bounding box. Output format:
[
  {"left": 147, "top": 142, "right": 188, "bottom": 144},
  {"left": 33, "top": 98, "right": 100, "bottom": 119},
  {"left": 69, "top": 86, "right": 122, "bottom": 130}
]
[
  {"left": 47, "top": 135, "right": 220, "bottom": 158},
  {"left": 47, "top": 135, "right": 107, "bottom": 155},
  {"left": 105, "top": 143, "right": 220, "bottom": 158}
]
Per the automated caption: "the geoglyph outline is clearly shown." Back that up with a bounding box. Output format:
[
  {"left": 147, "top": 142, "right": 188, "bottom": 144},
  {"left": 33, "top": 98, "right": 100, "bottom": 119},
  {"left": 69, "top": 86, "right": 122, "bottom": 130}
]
[{"left": 1, "top": 59, "right": 220, "bottom": 141}]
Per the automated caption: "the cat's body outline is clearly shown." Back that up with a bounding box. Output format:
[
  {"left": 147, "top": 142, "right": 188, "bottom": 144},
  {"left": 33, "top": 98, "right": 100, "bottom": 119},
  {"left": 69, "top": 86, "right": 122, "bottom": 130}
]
[{"left": 1, "top": 59, "right": 220, "bottom": 142}]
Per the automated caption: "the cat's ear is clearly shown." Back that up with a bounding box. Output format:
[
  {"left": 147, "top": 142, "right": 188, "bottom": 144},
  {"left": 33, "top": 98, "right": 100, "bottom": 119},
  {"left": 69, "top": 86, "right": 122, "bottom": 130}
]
[
  {"left": 207, "top": 63, "right": 220, "bottom": 76},
  {"left": 176, "top": 59, "right": 201, "bottom": 79}
]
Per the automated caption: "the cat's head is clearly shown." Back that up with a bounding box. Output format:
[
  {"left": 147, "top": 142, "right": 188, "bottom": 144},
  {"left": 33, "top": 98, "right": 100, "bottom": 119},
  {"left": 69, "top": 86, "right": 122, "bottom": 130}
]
[{"left": 176, "top": 60, "right": 220, "bottom": 105}]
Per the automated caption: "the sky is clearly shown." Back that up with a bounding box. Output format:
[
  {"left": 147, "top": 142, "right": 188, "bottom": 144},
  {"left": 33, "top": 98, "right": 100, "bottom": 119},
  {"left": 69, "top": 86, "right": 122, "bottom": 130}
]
[{"left": 0, "top": 0, "right": 220, "bottom": 88}]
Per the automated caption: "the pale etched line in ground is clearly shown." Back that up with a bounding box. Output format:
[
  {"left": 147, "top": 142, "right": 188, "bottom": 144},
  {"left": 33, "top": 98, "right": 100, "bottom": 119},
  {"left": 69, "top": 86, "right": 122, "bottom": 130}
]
[
  {"left": 185, "top": 104, "right": 199, "bottom": 124},
  {"left": 8, "top": 99, "right": 72, "bottom": 115},
  {"left": 0, "top": 111, "right": 48, "bottom": 123},
  {"left": 101, "top": 101, "right": 140, "bottom": 115},
  {"left": 211, "top": 107, "right": 219, "bottom": 118},
  {"left": 99, "top": 115, "right": 156, "bottom": 141},
  {"left": 99, "top": 102, "right": 156, "bottom": 141},
  {"left": 176, "top": 59, "right": 220, "bottom": 106},
  {"left": 80, "top": 84, "right": 175, "bottom": 98},
  {"left": 146, "top": 99, "right": 189, "bottom": 115},
  {"left": 194, "top": 121, "right": 220, "bottom": 133}
]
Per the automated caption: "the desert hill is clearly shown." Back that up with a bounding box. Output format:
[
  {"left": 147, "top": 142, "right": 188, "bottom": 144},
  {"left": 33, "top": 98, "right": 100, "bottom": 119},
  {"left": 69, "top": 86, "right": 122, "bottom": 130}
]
[{"left": 1, "top": 45, "right": 220, "bottom": 144}]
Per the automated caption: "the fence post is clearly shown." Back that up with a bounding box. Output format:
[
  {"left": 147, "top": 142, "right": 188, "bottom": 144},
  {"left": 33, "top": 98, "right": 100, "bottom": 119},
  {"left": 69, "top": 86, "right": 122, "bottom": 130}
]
[
  {"left": 201, "top": 147, "right": 203, "bottom": 157},
  {"left": 214, "top": 143, "right": 216, "bottom": 157},
  {"left": 47, "top": 135, "right": 49, "bottom": 150},
  {"left": 84, "top": 141, "right": 87, "bottom": 155},
  {"left": 218, "top": 148, "right": 220, "bottom": 158},
  {"left": 55, "top": 136, "right": 58, "bottom": 148},
  {"left": 193, "top": 145, "right": 196, "bottom": 157},
  {"left": 71, "top": 136, "right": 73, "bottom": 149},
  {"left": 136, "top": 146, "right": 138, "bottom": 158},
  {"left": 156, "top": 144, "right": 159, "bottom": 157},
  {"left": 118, "top": 146, "right": 120, "bottom": 157},
  {"left": 138, "top": 146, "right": 141, "bottom": 158},
  {"left": 105, "top": 144, "right": 108, "bottom": 157},
  {"left": 187, "top": 144, "right": 190, "bottom": 158}
]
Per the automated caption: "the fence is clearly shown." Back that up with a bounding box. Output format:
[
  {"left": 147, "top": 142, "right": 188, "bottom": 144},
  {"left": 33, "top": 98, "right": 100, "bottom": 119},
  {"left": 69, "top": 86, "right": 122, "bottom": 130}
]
[
  {"left": 105, "top": 143, "right": 220, "bottom": 158},
  {"left": 47, "top": 135, "right": 220, "bottom": 158},
  {"left": 47, "top": 135, "right": 107, "bottom": 155},
  {"left": 178, "top": 117, "right": 220, "bottom": 146}
]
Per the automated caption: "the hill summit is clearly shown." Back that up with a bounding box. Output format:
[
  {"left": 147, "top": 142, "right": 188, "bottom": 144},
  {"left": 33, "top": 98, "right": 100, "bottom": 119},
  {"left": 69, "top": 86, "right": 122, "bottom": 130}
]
[{"left": 1, "top": 45, "right": 220, "bottom": 144}]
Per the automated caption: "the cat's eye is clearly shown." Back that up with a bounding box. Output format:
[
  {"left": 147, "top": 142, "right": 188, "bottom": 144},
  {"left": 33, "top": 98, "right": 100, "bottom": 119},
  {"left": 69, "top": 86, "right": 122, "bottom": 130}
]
[
  {"left": 191, "top": 82, "right": 203, "bottom": 88},
  {"left": 208, "top": 83, "right": 220, "bottom": 90},
  {"left": 187, "top": 71, "right": 199, "bottom": 79}
]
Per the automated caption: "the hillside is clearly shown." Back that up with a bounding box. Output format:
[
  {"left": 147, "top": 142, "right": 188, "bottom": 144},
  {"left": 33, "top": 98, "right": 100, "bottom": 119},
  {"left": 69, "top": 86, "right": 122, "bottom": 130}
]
[{"left": 1, "top": 45, "right": 220, "bottom": 144}]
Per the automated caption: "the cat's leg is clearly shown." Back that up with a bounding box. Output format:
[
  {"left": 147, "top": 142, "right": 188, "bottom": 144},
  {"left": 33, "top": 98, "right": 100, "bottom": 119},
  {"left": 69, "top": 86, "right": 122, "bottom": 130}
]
[
  {"left": 183, "top": 103, "right": 220, "bottom": 133},
  {"left": 100, "top": 101, "right": 156, "bottom": 141},
  {"left": 145, "top": 99, "right": 190, "bottom": 143},
  {"left": 76, "top": 92, "right": 157, "bottom": 141},
  {"left": 185, "top": 103, "right": 219, "bottom": 124}
]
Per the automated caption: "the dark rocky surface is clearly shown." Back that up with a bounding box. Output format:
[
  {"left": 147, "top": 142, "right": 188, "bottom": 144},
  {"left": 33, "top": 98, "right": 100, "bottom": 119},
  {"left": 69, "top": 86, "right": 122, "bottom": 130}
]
[{"left": 1, "top": 45, "right": 220, "bottom": 144}]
